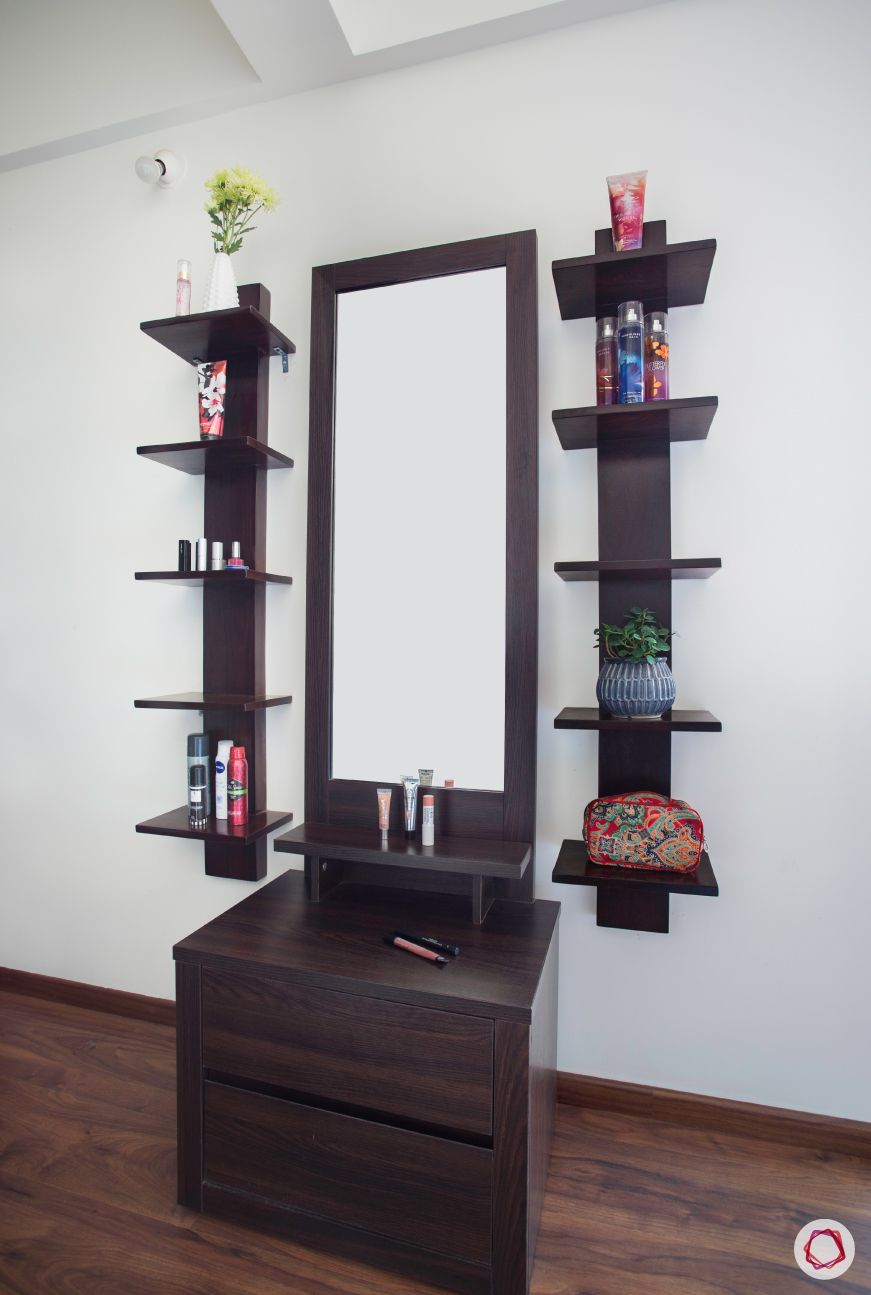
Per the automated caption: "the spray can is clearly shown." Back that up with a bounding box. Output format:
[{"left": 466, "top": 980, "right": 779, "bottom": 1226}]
[
  {"left": 188, "top": 764, "right": 207, "bottom": 829},
  {"left": 617, "top": 301, "right": 644, "bottom": 404},
  {"left": 595, "top": 317, "right": 617, "bottom": 406},
  {"left": 228, "top": 746, "right": 249, "bottom": 825},
  {"left": 214, "top": 739, "right": 234, "bottom": 820},
  {"left": 644, "top": 310, "right": 669, "bottom": 400},
  {"left": 187, "top": 734, "right": 211, "bottom": 816}
]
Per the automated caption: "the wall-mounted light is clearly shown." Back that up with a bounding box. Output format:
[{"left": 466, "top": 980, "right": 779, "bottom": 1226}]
[{"left": 134, "top": 148, "right": 186, "bottom": 188}]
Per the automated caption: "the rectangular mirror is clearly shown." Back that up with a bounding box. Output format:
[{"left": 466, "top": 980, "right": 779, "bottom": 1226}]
[{"left": 331, "top": 269, "right": 507, "bottom": 790}]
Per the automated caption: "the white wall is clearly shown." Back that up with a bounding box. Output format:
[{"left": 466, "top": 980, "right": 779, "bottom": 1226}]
[{"left": 1, "top": 0, "right": 869, "bottom": 1121}]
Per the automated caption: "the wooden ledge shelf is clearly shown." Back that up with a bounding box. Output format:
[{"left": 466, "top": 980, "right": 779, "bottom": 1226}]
[
  {"left": 137, "top": 806, "right": 293, "bottom": 846},
  {"left": 553, "top": 397, "right": 718, "bottom": 451},
  {"left": 274, "top": 823, "right": 532, "bottom": 925},
  {"left": 137, "top": 437, "right": 293, "bottom": 474},
  {"left": 274, "top": 823, "right": 531, "bottom": 879},
  {"left": 135, "top": 570, "right": 293, "bottom": 586},
  {"left": 141, "top": 304, "right": 296, "bottom": 367},
  {"left": 552, "top": 220, "right": 716, "bottom": 320},
  {"left": 555, "top": 707, "right": 720, "bottom": 732},
  {"left": 552, "top": 839, "right": 718, "bottom": 932},
  {"left": 556, "top": 558, "right": 721, "bottom": 582},
  {"left": 134, "top": 692, "right": 292, "bottom": 712}
]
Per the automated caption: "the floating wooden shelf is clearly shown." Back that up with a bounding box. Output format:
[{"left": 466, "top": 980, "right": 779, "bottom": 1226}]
[
  {"left": 137, "top": 806, "right": 294, "bottom": 846},
  {"left": 274, "top": 822, "right": 531, "bottom": 924},
  {"left": 134, "top": 692, "right": 291, "bottom": 712},
  {"left": 274, "top": 822, "right": 531, "bottom": 879},
  {"left": 552, "top": 220, "right": 716, "bottom": 320},
  {"left": 555, "top": 707, "right": 721, "bottom": 732},
  {"left": 556, "top": 558, "right": 721, "bottom": 582},
  {"left": 552, "top": 839, "right": 718, "bottom": 933},
  {"left": 135, "top": 570, "right": 293, "bottom": 586},
  {"left": 553, "top": 397, "right": 718, "bottom": 451},
  {"left": 140, "top": 304, "right": 296, "bottom": 367},
  {"left": 137, "top": 436, "right": 293, "bottom": 474}
]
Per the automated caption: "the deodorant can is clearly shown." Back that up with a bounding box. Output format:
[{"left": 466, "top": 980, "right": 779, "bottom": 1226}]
[
  {"left": 617, "top": 300, "right": 644, "bottom": 404},
  {"left": 214, "top": 739, "right": 234, "bottom": 820},
  {"left": 187, "top": 734, "right": 211, "bottom": 817}
]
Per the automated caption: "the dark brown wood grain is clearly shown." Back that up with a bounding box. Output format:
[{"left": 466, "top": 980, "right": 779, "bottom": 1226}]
[
  {"left": 551, "top": 220, "right": 717, "bottom": 319},
  {"left": 137, "top": 285, "right": 294, "bottom": 881},
  {"left": 0, "top": 966, "right": 175, "bottom": 1026},
  {"left": 492, "top": 1019, "right": 530, "bottom": 1295},
  {"left": 175, "top": 962, "right": 203, "bottom": 1208},
  {"left": 304, "top": 232, "right": 539, "bottom": 904},
  {"left": 4, "top": 990, "right": 871, "bottom": 1295},
  {"left": 527, "top": 928, "right": 558, "bottom": 1279},
  {"left": 201, "top": 969, "right": 494, "bottom": 1136},
  {"left": 555, "top": 557, "right": 721, "bottom": 580},
  {"left": 203, "top": 1082, "right": 494, "bottom": 1265},
  {"left": 552, "top": 395, "right": 718, "bottom": 449},
  {"left": 273, "top": 822, "right": 530, "bottom": 878},
  {"left": 174, "top": 869, "right": 559, "bottom": 1024}
]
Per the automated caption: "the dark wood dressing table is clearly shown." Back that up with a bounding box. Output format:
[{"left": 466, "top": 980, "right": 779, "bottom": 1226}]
[
  {"left": 175, "top": 873, "right": 558, "bottom": 1294},
  {"left": 174, "top": 232, "right": 557, "bottom": 1294}
]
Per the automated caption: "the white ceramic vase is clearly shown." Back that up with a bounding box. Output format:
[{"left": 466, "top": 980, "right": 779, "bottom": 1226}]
[{"left": 203, "top": 251, "right": 239, "bottom": 311}]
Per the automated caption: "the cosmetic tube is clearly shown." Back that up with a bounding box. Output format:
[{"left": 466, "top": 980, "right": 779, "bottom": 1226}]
[
  {"left": 401, "top": 774, "right": 420, "bottom": 836},
  {"left": 606, "top": 170, "right": 647, "bottom": 252},
  {"left": 176, "top": 259, "right": 192, "bottom": 316},
  {"left": 617, "top": 302, "right": 644, "bottom": 404},
  {"left": 421, "top": 794, "right": 435, "bottom": 847},
  {"left": 178, "top": 540, "right": 191, "bottom": 572},
  {"left": 418, "top": 768, "right": 433, "bottom": 786},
  {"left": 376, "top": 787, "right": 392, "bottom": 840},
  {"left": 196, "top": 537, "right": 208, "bottom": 572},
  {"left": 210, "top": 540, "right": 224, "bottom": 571}
]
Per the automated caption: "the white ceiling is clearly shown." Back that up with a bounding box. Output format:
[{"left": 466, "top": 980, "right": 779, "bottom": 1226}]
[{"left": 0, "top": 0, "right": 672, "bottom": 172}]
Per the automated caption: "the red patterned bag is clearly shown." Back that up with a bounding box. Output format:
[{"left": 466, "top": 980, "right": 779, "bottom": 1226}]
[{"left": 583, "top": 791, "right": 703, "bottom": 873}]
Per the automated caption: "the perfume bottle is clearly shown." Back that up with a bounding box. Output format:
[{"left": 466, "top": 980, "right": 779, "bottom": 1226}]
[
  {"left": 617, "top": 300, "right": 644, "bottom": 404},
  {"left": 176, "top": 259, "right": 192, "bottom": 316},
  {"left": 644, "top": 310, "right": 669, "bottom": 400},
  {"left": 595, "top": 317, "right": 617, "bottom": 406}
]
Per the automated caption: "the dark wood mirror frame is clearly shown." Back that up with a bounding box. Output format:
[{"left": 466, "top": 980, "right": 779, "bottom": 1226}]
[{"left": 300, "top": 230, "right": 538, "bottom": 904}]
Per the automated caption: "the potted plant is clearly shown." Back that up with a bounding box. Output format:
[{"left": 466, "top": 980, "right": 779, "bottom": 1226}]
[
  {"left": 202, "top": 167, "right": 279, "bottom": 311},
  {"left": 594, "top": 606, "right": 675, "bottom": 718}
]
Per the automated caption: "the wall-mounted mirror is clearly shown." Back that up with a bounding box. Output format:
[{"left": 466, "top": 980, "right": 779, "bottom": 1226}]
[
  {"left": 332, "top": 269, "right": 507, "bottom": 790},
  {"left": 306, "top": 231, "right": 537, "bottom": 895}
]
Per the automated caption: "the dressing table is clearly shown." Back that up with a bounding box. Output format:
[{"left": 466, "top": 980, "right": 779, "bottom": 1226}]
[{"left": 174, "top": 231, "right": 559, "bottom": 1295}]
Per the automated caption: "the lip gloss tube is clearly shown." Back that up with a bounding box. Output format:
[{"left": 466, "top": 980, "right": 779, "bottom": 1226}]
[{"left": 383, "top": 935, "right": 447, "bottom": 966}]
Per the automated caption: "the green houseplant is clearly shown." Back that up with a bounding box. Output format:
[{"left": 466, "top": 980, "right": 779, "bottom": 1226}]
[
  {"left": 202, "top": 167, "right": 279, "bottom": 312},
  {"left": 594, "top": 606, "right": 676, "bottom": 718}
]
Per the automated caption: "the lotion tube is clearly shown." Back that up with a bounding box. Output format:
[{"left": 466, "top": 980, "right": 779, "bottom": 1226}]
[
  {"left": 401, "top": 774, "right": 420, "bottom": 836},
  {"left": 421, "top": 794, "right": 435, "bottom": 847}
]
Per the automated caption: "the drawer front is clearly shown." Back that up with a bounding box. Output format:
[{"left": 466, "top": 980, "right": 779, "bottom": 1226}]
[
  {"left": 204, "top": 1081, "right": 493, "bottom": 1266},
  {"left": 202, "top": 970, "right": 493, "bottom": 1136}
]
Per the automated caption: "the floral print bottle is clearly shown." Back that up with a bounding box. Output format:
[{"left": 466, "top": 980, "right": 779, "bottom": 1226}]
[
  {"left": 644, "top": 310, "right": 669, "bottom": 401},
  {"left": 595, "top": 317, "right": 617, "bottom": 405},
  {"left": 617, "top": 301, "right": 644, "bottom": 403}
]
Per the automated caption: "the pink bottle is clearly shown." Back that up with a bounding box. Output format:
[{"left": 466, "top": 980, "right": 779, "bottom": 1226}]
[{"left": 227, "top": 746, "right": 249, "bottom": 825}]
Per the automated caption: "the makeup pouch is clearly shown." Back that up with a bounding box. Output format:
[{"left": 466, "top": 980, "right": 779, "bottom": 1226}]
[{"left": 583, "top": 791, "right": 703, "bottom": 872}]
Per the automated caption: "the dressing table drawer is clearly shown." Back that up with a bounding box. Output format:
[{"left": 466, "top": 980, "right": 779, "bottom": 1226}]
[
  {"left": 201, "top": 970, "right": 494, "bottom": 1136},
  {"left": 203, "top": 1081, "right": 493, "bottom": 1266}
]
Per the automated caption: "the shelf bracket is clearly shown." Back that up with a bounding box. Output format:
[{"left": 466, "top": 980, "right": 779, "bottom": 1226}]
[{"left": 274, "top": 347, "right": 289, "bottom": 373}]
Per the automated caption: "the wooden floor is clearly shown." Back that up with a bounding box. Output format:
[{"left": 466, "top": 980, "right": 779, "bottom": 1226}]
[{"left": 2, "top": 989, "right": 870, "bottom": 1294}]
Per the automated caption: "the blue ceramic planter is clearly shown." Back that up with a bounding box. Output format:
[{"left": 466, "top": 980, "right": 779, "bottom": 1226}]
[{"left": 596, "top": 656, "right": 676, "bottom": 718}]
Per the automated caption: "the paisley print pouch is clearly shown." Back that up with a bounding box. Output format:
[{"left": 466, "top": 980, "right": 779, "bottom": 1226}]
[{"left": 583, "top": 791, "right": 703, "bottom": 872}]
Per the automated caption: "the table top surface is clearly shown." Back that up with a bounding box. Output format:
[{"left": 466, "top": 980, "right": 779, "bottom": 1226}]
[{"left": 175, "top": 871, "right": 560, "bottom": 1022}]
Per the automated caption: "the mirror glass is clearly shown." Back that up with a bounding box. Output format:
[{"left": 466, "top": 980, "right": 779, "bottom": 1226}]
[{"left": 331, "top": 268, "right": 507, "bottom": 790}]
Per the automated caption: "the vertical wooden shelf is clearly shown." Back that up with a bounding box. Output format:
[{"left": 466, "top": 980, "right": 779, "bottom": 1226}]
[
  {"left": 550, "top": 222, "right": 721, "bottom": 932},
  {"left": 135, "top": 283, "right": 294, "bottom": 881}
]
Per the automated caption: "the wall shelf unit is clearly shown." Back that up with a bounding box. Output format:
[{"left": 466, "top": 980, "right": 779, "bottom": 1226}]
[
  {"left": 552, "top": 219, "right": 716, "bottom": 320},
  {"left": 552, "top": 395, "right": 718, "bottom": 450},
  {"left": 550, "top": 220, "right": 721, "bottom": 932},
  {"left": 135, "top": 283, "right": 294, "bottom": 882}
]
